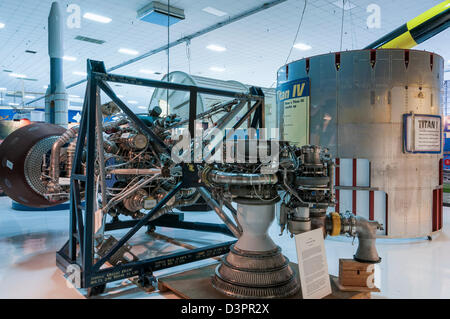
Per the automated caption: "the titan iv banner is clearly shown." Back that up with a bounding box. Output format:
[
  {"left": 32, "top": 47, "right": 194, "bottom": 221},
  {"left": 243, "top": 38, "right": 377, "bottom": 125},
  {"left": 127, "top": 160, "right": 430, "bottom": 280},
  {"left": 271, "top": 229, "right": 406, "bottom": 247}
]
[{"left": 276, "top": 77, "right": 310, "bottom": 146}]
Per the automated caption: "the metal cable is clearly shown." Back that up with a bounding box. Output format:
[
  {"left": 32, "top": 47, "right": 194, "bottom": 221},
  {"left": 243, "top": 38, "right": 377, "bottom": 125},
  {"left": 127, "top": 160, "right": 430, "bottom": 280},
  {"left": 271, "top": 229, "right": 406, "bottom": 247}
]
[
  {"left": 339, "top": 0, "right": 345, "bottom": 51},
  {"left": 284, "top": 0, "right": 308, "bottom": 65}
]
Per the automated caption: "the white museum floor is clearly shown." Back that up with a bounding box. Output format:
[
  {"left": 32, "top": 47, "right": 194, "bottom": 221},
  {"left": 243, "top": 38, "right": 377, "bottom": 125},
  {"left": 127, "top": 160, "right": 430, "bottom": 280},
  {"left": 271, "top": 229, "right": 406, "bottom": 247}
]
[{"left": 0, "top": 196, "right": 448, "bottom": 299}]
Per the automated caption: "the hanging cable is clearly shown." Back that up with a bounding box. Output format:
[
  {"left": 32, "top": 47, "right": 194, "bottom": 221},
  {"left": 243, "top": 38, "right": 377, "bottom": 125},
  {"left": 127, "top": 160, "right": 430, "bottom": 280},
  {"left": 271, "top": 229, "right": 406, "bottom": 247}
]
[
  {"left": 349, "top": 2, "right": 357, "bottom": 49},
  {"left": 284, "top": 0, "right": 307, "bottom": 65},
  {"left": 166, "top": 0, "right": 170, "bottom": 111},
  {"left": 339, "top": 0, "right": 345, "bottom": 51},
  {"left": 186, "top": 39, "right": 191, "bottom": 74}
]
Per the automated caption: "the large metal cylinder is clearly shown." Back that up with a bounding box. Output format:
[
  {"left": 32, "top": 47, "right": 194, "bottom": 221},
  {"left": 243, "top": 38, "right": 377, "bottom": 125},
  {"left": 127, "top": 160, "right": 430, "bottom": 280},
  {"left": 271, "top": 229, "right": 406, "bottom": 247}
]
[
  {"left": 149, "top": 71, "right": 277, "bottom": 135},
  {"left": 0, "top": 123, "right": 66, "bottom": 208},
  {"left": 277, "top": 49, "right": 444, "bottom": 238}
]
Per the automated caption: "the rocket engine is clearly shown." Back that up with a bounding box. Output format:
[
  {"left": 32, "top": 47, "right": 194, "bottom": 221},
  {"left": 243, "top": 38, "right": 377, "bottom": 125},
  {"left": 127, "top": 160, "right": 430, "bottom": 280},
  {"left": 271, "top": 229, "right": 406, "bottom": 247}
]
[{"left": 0, "top": 94, "right": 382, "bottom": 298}]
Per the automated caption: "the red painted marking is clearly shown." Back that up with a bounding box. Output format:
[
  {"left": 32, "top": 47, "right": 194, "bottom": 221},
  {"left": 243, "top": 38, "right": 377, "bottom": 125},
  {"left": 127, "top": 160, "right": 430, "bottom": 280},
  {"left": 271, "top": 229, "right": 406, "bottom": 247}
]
[
  {"left": 335, "top": 158, "right": 340, "bottom": 213},
  {"left": 404, "top": 49, "right": 410, "bottom": 69},
  {"left": 438, "top": 159, "right": 443, "bottom": 230},
  {"left": 352, "top": 158, "right": 357, "bottom": 215},
  {"left": 370, "top": 50, "right": 376, "bottom": 68},
  {"left": 430, "top": 53, "right": 434, "bottom": 71},
  {"left": 335, "top": 52, "right": 341, "bottom": 71},
  {"left": 440, "top": 189, "right": 443, "bottom": 230},
  {"left": 432, "top": 189, "right": 437, "bottom": 232},
  {"left": 369, "top": 191, "right": 374, "bottom": 221},
  {"left": 385, "top": 193, "right": 389, "bottom": 236}
]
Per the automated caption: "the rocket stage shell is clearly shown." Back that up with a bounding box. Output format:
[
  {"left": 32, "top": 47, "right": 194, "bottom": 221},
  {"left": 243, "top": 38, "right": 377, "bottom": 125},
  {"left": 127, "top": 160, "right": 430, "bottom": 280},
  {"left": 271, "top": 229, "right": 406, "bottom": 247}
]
[{"left": 0, "top": 123, "right": 66, "bottom": 208}]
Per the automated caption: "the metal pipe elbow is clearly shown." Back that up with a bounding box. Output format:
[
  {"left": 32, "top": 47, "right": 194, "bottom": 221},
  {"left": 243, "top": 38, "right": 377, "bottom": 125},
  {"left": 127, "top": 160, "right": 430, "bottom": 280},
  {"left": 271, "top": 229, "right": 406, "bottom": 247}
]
[
  {"left": 354, "top": 216, "right": 383, "bottom": 263},
  {"left": 49, "top": 126, "right": 79, "bottom": 187}
]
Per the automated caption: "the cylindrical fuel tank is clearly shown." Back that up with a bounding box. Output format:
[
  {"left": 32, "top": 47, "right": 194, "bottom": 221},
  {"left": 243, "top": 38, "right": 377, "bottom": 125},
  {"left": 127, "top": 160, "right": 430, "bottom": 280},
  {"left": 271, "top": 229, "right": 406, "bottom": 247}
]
[
  {"left": 277, "top": 49, "right": 444, "bottom": 238},
  {"left": 149, "top": 71, "right": 277, "bottom": 135}
]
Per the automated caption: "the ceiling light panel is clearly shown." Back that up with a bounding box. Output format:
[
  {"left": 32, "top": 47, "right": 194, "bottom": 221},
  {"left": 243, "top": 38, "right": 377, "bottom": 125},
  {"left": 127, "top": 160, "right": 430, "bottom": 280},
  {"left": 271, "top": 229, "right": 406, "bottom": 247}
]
[
  {"left": 9, "top": 73, "right": 27, "bottom": 78},
  {"left": 202, "top": 7, "right": 227, "bottom": 17},
  {"left": 293, "top": 43, "right": 312, "bottom": 50},
  {"left": 119, "top": 48, "right": 139, "bottom": 55},
  {"left": 209, "top": 66, "right": 225, "bottom": 72},
  {"left": 63, "top": 56, "right": 77, "bottom": 61},
  {"left": 207, "top": 44, "right": 226, "bottom": 52},
  {"left": 83, "top": 13, "right": 112, "bottom": 23}
]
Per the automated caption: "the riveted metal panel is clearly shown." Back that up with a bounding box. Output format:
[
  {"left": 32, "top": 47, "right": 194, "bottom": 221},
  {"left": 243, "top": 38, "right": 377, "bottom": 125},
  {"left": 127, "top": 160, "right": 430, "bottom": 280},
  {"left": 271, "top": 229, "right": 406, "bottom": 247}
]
[{"left": 277, "top": 49, "right": 444, "bottom": 238}]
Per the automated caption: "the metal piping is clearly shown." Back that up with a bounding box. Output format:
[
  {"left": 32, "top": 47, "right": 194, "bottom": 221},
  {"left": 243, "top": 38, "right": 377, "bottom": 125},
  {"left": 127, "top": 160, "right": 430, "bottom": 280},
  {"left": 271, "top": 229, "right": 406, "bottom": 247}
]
[
  {"left": 354, "top": 216, "right": 383, "bottom": 263},
  {"left": 147, "top": 191, "right": 202, "bottom": 222},
  {"left": 49, "top": 126, "right": 79, "bottom": 188},
  {"left": 108, "top": 168, "right": 162, "bottom": 175},
  {"left": 26, "top": 0, "right": 287, "bottom": 106},
  {"left": 207, "top": 170, "right": 278, "bottom": 185},
  {"left": 198, "top": 187, "right": 241, "bottom": 238},
  {"left": 327, "top": 213, "right": 383, "bottom": 263},
  {"left": 49, "top": 119, "right": 128, "bottom": 187}
]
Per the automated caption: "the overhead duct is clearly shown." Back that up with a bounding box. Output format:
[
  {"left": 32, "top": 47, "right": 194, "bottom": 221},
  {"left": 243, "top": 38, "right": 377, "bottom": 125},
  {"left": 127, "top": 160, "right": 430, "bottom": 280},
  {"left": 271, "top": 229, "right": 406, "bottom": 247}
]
[{"left": 138, "top": 1, "right": 185, "bottom": 26}]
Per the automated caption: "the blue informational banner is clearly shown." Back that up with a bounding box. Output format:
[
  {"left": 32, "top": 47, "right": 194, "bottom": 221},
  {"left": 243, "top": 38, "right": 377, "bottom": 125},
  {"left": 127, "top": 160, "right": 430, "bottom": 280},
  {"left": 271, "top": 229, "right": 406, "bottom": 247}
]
[
  {"left": 0, "top": 108, "right": 84, "bottom": 123},
  {"left": 443, "top": 116, "right": 450, "bottom": 170},
  {"left": 276, "top": 77, "right": 310, "bottom": 145}
]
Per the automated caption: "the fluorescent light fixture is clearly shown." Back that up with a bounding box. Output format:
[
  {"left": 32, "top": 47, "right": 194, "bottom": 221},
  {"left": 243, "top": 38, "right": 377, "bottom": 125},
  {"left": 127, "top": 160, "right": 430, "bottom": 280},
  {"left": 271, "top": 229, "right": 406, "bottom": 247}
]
[
  {"left": 119, "top": 48, "right": 139, "bottom": 55},
  {"left": 24, "top": 95, "right": 35, "bottom": 99},
  {"left": 9, "top": 103, "right": 19, "bottom": 106},
  {"left": 73, "top": 71, "right": 87, "bottom": 76},
  {"left": 0, "top": 88, "right": 6, "bottom": 91},
  {"left": 83, "top": 12, "right": 112, "bottom": 23},
  {"left": 128, "top": 100, "right": 138, "bottom": 104},
  {"left": 209, "top": 66, "right": 225, "bottom": 72},
  {"left": 63, "top": 55, "right": 77, "bottom": 61},
  {"left": 117, "top": 94, "right": 124, "bottom": 98},
  {"left": 202, "top": 7, "right": 227, "bottom": 17},
  {"left": 139, "top": 69, "right": 155, "bottom": 74},
  {"left": 332, "top": 0, "right": 356, "bottom": 10},
  {"left": 69, "top": 94, "right": 80, "bottom": 98},
  {"left": 9, "top": 73, "right": 27, "bottom": 78},
  {"left": 138, "top": 106, "right": 147, "bottom": 109},
  {"left": 293, "top": 42, "right": 312, "bottom": 50},
  {"left": 207, "top": 44, "right": 226, "bottom": 52},
  {"left": 0, "top": 23, "right": 5, "bottom": 29},
  {"left": 43, "top": 85, "right": 48, "bottom": 89}
]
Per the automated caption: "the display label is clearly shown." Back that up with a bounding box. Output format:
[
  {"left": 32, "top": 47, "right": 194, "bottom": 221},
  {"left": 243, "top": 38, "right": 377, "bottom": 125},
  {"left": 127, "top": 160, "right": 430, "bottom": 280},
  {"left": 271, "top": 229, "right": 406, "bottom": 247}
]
[
  {"left": 294, "top": 228, "right": 331, "bottom": 299},
  {"left": 403, "top": 113, "right": 441, "bottom": 154},
  {"left": 277, "top": 78, "right": 310, "bottom": 146}
]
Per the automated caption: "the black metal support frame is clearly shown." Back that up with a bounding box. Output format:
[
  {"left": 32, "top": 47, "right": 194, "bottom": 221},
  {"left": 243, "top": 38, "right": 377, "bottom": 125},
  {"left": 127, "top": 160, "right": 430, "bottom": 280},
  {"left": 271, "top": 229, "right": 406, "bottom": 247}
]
[{"left": 56, "top": 59, "right": 265, "bottom": 289}]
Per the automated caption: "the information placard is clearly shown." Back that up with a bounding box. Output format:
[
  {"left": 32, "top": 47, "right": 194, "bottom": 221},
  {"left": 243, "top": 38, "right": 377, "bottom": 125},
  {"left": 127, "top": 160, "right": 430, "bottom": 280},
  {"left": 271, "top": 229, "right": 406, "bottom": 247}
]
[
  {"left": 403, "top": 113, "right": 441, "bottom": 154},
  {"left": 277, "top": 78, "right": 310, "bottom": 146},
  {"left": 294, "top": 228, "right": 332, "bottom": 299}
]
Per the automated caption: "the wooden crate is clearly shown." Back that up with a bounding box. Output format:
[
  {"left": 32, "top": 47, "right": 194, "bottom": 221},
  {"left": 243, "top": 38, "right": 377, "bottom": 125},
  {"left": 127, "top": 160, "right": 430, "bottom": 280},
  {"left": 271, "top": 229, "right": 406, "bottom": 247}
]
[{"left": 338, "top": 258, "right": 380, "bottom": 292}]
